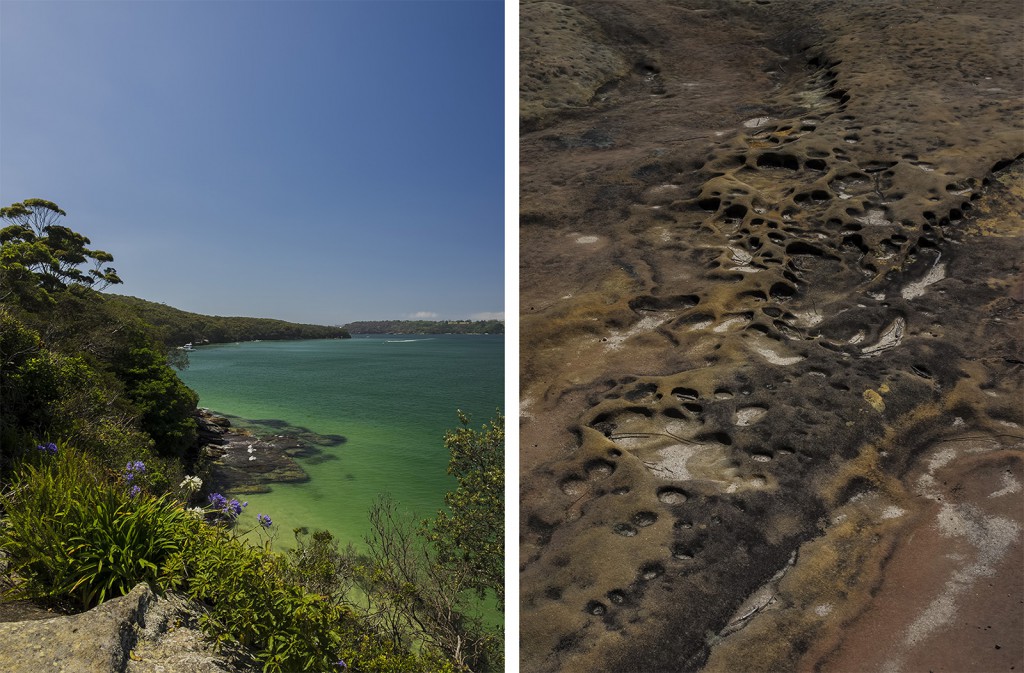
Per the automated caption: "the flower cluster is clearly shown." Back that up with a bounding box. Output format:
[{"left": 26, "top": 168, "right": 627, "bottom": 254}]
[
  {"left": 36, "top": 442, "right": 58, "bottom": 455},
  {"left": 179, "top": 475, "right": 202, "bottom": 494},
  {"left": 208, "top": 492, "right": 247, "bottom": 519},
  {"left": 122, "top": 460, "right": 147, "bottom": 498},
  {"left": 257, "top": 513, "right": 272, "bottom": 528},
  {"left": 124, "top": 460, "right": 146, "bottom": 482},
  {"left": 228, "top": 498, "right": 245, "bottom": 516}
]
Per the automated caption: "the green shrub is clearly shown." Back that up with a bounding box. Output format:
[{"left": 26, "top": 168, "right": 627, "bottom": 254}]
[
  {"left": 0, "top": 445, "right": 183, "bottom": 610},
  {"left": 165, "top": 517, "right": 447, "bottom": 672}
]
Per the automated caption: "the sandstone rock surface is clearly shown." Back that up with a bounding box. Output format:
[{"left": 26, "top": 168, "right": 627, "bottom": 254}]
[
  {"left": 520, "top": 1, "right": 1023, "bottom": 671},
  {"left": 0, "top": 584, "right": 251, "bottom": 673}
]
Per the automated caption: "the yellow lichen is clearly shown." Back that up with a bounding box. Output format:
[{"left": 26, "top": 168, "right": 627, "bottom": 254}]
[{"left": 862, "top": 388, "right": 885, "bottom": 412}]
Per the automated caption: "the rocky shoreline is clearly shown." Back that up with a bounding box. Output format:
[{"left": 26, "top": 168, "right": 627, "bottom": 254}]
[{"left": 195, "top": 409, "right": 345, "bottom": 495}]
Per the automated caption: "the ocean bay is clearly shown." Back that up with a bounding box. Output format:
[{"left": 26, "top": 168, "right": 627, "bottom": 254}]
[{"left": 178, "top": 334, "right": 503, "bottom": 550}]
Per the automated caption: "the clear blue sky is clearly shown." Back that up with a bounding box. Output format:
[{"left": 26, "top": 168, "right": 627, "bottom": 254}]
[{"left": 0, "top": 0, "right": 504, "bottom": 325}]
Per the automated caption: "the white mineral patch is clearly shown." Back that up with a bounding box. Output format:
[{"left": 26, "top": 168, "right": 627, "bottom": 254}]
[
  {"left": 646, "top": 443, "right": 700, "bottom": 480},
  {"left": 936, "top": 504, "right": 972, "bottom": 538},
  {"left": 644, "top": 440, "right": 738, "bottom": 485},
  {"left": 990, "top": 470, "right": 1022, "bottom": 499},
  {"left": 575, "top": 235, "right": 599, "bottom": 244},
  {"left": 861, "top": 317, "right": 905, "bottom": 357},
  {"left": 902, "top": 258, "right": 946, "bottom": 300},
  {"left": 520, "top": 396, "right": 535, "bottom": 419},
  {"left": 713, "top": 315, "right": 749, "bottom": 333},
  {"left": 728, "top": 247, "right": 762, "bottom": 273},
  {"left": 743, "top": 116, "right": 773, "bottom": 128},
  {"left": 688, "top": 319, "right": 714, "bottom": 331},
  {"left": 750, "top": 339, "right": 805, "bottom": 365},
  {"left": 906, "top": 503, "right": 1021, "bottom": 647},
  {"left": 881, "top": 506, "right": 906, "bottom": 520},
  {"left": 735, "top": 407, "right": 768, "bottom": 426},
  {"left": 791, "top": 309, "right": 824, "bottom": 327},
  {"left": 604, "top": 315, "right": 665, "bottom": 351},
  {"left": 928, "top": 446, "right": 958, "bottom": 472},
  {"left": 815, "top": 603, "right": 834, "bottom": 617},
  {"left": 859, "top": 208, "right": 892, "bottom": 226},
  {"left": 729, "top": 246, "right": 753, "bottom": 264},
  {"left": 916, "top": 473, "right": 940, "bottom": 500}
]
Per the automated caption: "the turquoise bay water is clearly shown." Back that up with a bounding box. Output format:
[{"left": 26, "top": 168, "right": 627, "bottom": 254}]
[{"left": 178, "top": 335, "right": 503, "bottom": 551}]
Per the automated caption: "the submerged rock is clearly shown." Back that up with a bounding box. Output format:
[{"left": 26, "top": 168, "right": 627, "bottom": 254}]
[{"left": 195, "top": 409, "right": 345, "bottom": 495}]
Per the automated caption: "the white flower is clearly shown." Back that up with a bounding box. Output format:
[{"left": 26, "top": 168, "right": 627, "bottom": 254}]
[
  {"left": 186, "top": 507, "right": 206, "bottom": 519},
  {"left": 249, "top": 456, "right": 257, "bottom": 461},
  {"left": 179, "top": 475, "right": 203, "bottom": 493},
  {"left": 247, "top": 446, "right": 255, "bottom": 454}
]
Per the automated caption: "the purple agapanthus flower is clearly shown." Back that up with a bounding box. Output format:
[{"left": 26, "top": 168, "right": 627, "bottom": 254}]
[
  {"left": 257, "top": 513, "right": 272, "bottom": 528},
  {"left": 124, "top": 460, "right": 146, "bottom": 481},
  {"left": 208, "top": 492, "right": 227, "bottom": 509},
  {"left": 228, "top": 499, "right": 244, "bottom": 516},
  {"left": 335, "top": 661, "right": 347, "bottom": 670},
  {"left": 129, "top": 485, "right": 141, "bottom": 498},
  {"left": 37, "top": 442, "right": 58, "bottom": 455}
]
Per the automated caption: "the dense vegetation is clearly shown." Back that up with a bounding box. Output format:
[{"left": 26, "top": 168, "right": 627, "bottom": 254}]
[
  {"left": 108, "top": 294, "right": 350, "bottom": 347},
  {"left": 342, "top": 320, "right": 503, "bottom": 335},
  {"left": 0, "top": 199, "right": 504, "bottom": 672}
]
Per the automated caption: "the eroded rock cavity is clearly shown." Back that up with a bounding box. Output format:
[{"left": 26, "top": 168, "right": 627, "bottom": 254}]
[{"left": 520, "top": 1, "right": 1023, "bottom": 671}]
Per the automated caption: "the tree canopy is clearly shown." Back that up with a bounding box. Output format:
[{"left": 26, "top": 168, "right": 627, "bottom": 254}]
[
  {"left": 426, "top": 412, "right": 505, "bottom": 605},
  {"left": 1, "top": 199, "right": 121, "bottom": 304}
]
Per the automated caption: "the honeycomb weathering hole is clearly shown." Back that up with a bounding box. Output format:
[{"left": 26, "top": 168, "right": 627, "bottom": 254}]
[{"left": 657, "top": 487, "right": 689, "bottom": 504}]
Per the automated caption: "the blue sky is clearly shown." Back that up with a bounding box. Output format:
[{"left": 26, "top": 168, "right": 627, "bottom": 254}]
[{"left": 0, "top": 0, "right": 504, "bottom": 325}]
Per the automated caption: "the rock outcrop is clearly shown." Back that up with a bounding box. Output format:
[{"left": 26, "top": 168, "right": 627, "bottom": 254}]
[
  {"left": 520, "top": 1, "right": 1023, "bottom": 671},
  {"left": 0, "top": 584, "right": 250, "bottom": 673}
]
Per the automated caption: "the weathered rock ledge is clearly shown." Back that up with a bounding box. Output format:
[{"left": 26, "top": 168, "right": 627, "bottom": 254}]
[{"left": 0, "top": 583, "right": 254, "bottom": 673}]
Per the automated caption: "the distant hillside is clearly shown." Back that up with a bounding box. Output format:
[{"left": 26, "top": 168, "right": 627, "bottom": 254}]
[
  {"left": 343, "top": 319, "right": 504, "bottom": 335},
  {"left": 107, "top": 295, "right": 350, "bottom": 346}
]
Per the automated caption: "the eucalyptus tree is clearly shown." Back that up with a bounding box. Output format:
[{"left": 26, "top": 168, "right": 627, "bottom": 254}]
[{"left": 0, "top": 198, "right": 121, "bottom": 304}]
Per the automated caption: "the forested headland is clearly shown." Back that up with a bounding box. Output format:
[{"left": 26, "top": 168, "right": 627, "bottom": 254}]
[
  {"left": 343, "top": 320, "right": 503, "bottom": 335},
  {"left": 0, "top": 199, "right": 503, "bottom": 672},
  {"left": 109, "top": 294, "right": 350, "bottom": 347}
]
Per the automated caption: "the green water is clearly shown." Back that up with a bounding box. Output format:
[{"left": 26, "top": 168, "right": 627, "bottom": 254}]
[{"left": 178, "top": 335, "right": 503, "bottom": 552}]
